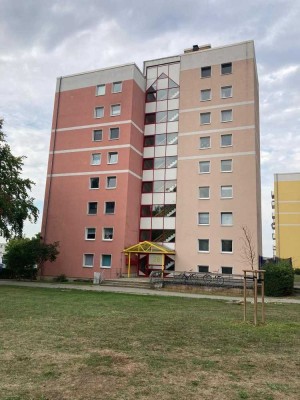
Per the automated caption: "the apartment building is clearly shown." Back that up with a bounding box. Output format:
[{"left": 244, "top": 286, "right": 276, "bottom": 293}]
[
  {"left": 272, "top": 173, "right": 300, "bottom": 268},
  {"left": 41, "top": 40, "right": 262, "bottom": 279}
]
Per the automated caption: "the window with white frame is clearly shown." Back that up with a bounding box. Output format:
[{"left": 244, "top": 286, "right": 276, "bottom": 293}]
[
  {"left": 221, "top": 134, "right": 232, "bottom": 147},
  {"left": 199, "top": 186, "right": 210, "bottom": 199},
  {"left": 198, "top": 212, "right": 210, "bottom": 225},
  {"left": 200, "top": 112, "right": 211, "bottom": 125},
  {"left": 221, "top": 185, "right": 233, "bottom": 198},
  {"left": 201, "top": 66, "right": 211, "bottom": 78},
  {"left": 198, "top": 239, "right": 209, "bottom": 252},
  {"left": 88, "top": 202, "right": 98, "bottom": 215},
  {"left": 200, "top": 136, "right": 211, "bottom": 149},
  {"left": 200, "top": 89, "right": 211, "bottom": 101},
  {"left": 111, "top": 104, "right": 121, "bottom": 116},
  {"left": 103, "top": 227, "right": 113, "bottom": 240},
  {"left": 221, "top": 159, "right": 232, "bottom": 172},
  {"left": 95, "top": 107, "right": 104, "bottom": 118},
  {"left": 221, "top": 63, "right": 232, "bottom": 75},
  {"left": 109, "top": 127, "right": 119, "bottom": 140},
  {"left": 108, "top": 152, "right": 118, "bottom": 164},
  {"left": 93, "top": 129, "right": 103, "bottom": 141},
  {"left": 83, "top": 253, "right": 94, "bottom": 267},
  {"left": 101, "top": 254, "right": 112, "bottom": 268},
  {"left": 198, "top": 265, "right": 209, "bottom": 273},
  {"left": 221, "top": 109, "right": 232, "bottom": 122},
  {"left": 106, "top": 176, "right": 117, "bottom": 188},
  {"left": 91, "top": 153, "right": 101, "bottom": 165},
  {"left": 221, "top": 212, "right": 233, "bottom": 226},
  {"left": 96, "top": 84, "right": 105, "bottom": 96},
  {"left": 221, "top": 239, "right": 233, "bottom": 253},
  {"left": 221, "top": 86, "right": 232, "bottom": 98},
  {"left": 112, "top": 81, "right": 122, "bottom": 93},
  {"left": 105, "top": 201, "right": 115, "bottom": 214},
  {"left": 90, "top": 177, "right": 99, "bottom": 189},
  {"left": 85, "top": 228, "right": 96, "bottom": 240},
  {"left": 221, "top": 266, "right": 233, "bottom": 274},
  {"left": 199, "top": 161, "right": 210, "bottom": 173}
]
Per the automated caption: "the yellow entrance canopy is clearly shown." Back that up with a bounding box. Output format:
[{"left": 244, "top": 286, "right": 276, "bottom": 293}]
[{"left": 123, "top": 240, "right": 175, "bottom": 255}]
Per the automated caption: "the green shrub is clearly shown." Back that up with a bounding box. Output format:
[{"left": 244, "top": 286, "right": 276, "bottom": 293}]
[
  {"left": 264, "top": 261, "right": 294, "bottom": 296},
  {"left": 294, "top": 268, "right": 300, "bottom": 275}
]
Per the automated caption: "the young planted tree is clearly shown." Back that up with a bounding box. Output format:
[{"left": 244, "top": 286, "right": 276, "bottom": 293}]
[
  {"left": 240, "top": 225, "right": 257, "bottom": 270},
  {"left": 0, "top": 120, "right": 39, "bottom": 239}
]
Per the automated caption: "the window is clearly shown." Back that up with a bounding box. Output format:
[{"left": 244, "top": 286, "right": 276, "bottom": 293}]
[
  {"left": 144, "top": 135, "right": 155, "bottom": 147},
  {"left": 200, "top": 89, "right": 211, "bottom": 101},
  {"left": 90, "top": 177, "right": 99, "bottom": 189},
  {"left": 221, "top": 86, "right": 232, "bottom": 98},
  {"left": 96, "top": 84, "right": 105, "bottom": 96},
  {"left": 198, "top": 212, "right": 210, "bottom": 225},
  {"left": 221, "top": 134, "right": 232, "bottom": 147},
  {"left": 103, "top": 227, "right": 113, "bottom": 240},
  {"left": 91, "top": 153, "right": 101, "bottom": 165},
  {"left": 221, "top": 266, "right": 233, "bottom": 274},
  {"left": 145, "top": 113, "right": 156, "bottom": 124},
  {"left": 108, "top": 152, "right": 118, "bottom": 164},
  {"left": 201, "top": 66, "right": 211, "bottom": 78},
  {"left": 221, "top": 185, "right": 233, "bottom": 198},
  {"left": 200, "top": 136, "right": 211, "bottom": 149},
  {"left": 93, "top": 129, "right": 103, "bottom": 141},
  {"left": 221, "top": 109, "right": 232, "bottom": 122},
  {"left": 199, "top": 186, "right": 210, "bottom": 199},
  {"left": 105, "top": 201, "right": 115, "bottom": 214},
  {"left": 198, "top": 265, "right": 209, "bottom": 273},
  {"left": 221, "top": 63, "right": 232, "bottom": 75},
  {"left": 221, "top": 240, "right": 233, "bottom": 253},
  {"left": 85, "top": 228, "right": 96, "bottom": 240},
  {"left": 167, "top": 109, "right": 179, "bottom": 122},
  {"left": 101, "top": 254, "right": 112, "bottom": 268},
  {"left": 221, "top": 159, "right": 232, "bottom": 172},
  {"left": 111, "top": 104, "right": 121, "bottom": 116},
  {"left": 88, "top": 202, "right": 98, "bottom": 215},
  {"left": 200, "top": 112, "right": 211, "bottom": 125},
  {"left": 106, "top": 176, "right": 117, "bottom": 188},
  {"left": 221, "top": 212, "right": 233, "bottom": 226},
  {"left": 109, "top": 127, "right": 119, "bottom": 140},
  {"left": 198, "top": 239, "right": 209, "bottom": 252},
  {"left": 112, "top": 81, "right": 122, "bottom": 93},
  {"left": 142, "top": 182, "right": 153, "bottom": 193},
  {"left": 199, "top": 161, "right": 210, "bottom": 174},
  {"left": 143, "top": 158, "right": 154, "bottom": 170},
  {"left": 95, "top": 107, "right": 104, "bottom": 118},
  {"left": 83, "top": 254, "right": 94, "bottom": 267}
]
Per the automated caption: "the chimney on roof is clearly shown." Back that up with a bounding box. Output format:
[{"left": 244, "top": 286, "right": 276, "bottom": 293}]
[
  {"left": 193, "top": 45, "right": 199, "bottom": 51},
  {"left": 184, "top": 44, "right": 212, "bottom": 54}
]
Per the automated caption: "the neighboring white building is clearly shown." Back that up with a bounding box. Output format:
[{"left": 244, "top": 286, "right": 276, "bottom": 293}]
[{"left": 0, "top": 242, "right": 6, "bottom": 265}]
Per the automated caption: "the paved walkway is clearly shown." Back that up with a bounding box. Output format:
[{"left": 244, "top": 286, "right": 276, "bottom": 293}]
[{"left": 1, "top": 279, "right": 300, "bottom": 304}]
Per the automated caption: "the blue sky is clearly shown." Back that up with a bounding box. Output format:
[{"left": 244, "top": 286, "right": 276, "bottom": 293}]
[{"left": 1, "top": 0, "right": 300, "bottom": 256}]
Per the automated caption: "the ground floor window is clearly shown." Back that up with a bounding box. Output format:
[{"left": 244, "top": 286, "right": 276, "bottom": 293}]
[
  {"left": 198, "top": 265, "right": 209, "bottom": 273},
  {"left": 101, "top": 254, "right": 112, "bottom": 268},
  {"left": 221, "top": 266, "right": 233, "bottom": 274},
  {"left": 83, "top": 254, "right": 94, "bottom": 267}
]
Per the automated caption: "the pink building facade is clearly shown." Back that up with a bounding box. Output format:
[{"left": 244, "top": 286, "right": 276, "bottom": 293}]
[{"left": 41, "top": 41, "right": 261, "bottom": 279}]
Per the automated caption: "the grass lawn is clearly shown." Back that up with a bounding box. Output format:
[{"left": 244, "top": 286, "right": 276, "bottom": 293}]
[{"left": 0, "top": 287, "right": 299, "bottom": 400}]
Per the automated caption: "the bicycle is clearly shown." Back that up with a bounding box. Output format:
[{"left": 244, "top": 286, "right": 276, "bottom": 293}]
[{"left": 203, "top": 273, "right": 224, "bottom": 286}]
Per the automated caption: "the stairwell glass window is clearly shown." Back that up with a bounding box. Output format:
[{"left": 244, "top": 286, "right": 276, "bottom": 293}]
[
  {"left": 198, "top": 212, "right": 210, "bottom": 225},
  {"left": 199, "top": 161, "right": 210, "bottom": 174},
  {"left": 221, "top": 62, "right": 232, "bottom": 75},
  {"left": 90, "top": 177, "right": 99, "bottom": 189},
  {"left": 91, "top": 153, "right": 101, "bottom": 165},
  {"left": 112, "top": 81, "right": 122, "bottom": 93},
  {"left": 88, "top": 202, "right": 98, "bottom": 215},
  {"left": 106, "top": 176, "right": 117, "bottom": 189},
  {"left": 201, "top": 89, "right": 211, "bottom": 101},
  {"left": 93, "top": 129, "right": 103, "bottom": 141},
  {"left": 200, "top": 136, "right": 211, "bottom": 149},
  {"left": 109, "top": 127, "right": 119, "bottom": 140},
  {"left": 221, "top": 185, "right": 233, "bottom": 198},
  {"left": 111, "top": 104, "right": 121, "bottom": 116},
  {"left": 105, "top": 202, "right": 115, "bottom": 214},
  {"left": 221, "top": 159, "right": 232, "bottom": 172},
  {"left": 198, "top": 239, "right": 209, "bottom": 252},
  {"left": 201, "top": 66, "right": 211, "bottom": 78},
  {"left": 199, "top": 186, "right": 210, "bottom": 199},
  {"left": 221, "top": 86, "right": 232, "bottom": 98},
  {"left": 95, "top": 107, "right": 104, "bottom": 118},
  {"left": 221, "top": 109, "right": 232, "bottom": 123},
  {"left": 96, "top": 84, "right": 105, "bottom": 96},
  {"left": 221, "top": 239, "right": 233, "bottom": 253},
  {"left": 221, "top": 134, "right": 232, "bottom": 147},
  {"left": 83, "top": 254, "right": 94, "bottom": 267},
  {"left": 103, "top": 227, "right": 113, "bottom": 241},
  {"left": 200, "top": 112, "right": 211, "bottom": 125},
  {"left": 85, "top": 228, "right": 96, "bottom": 240},
  {"left": 101, "top": 254, "right": 112, "bottom": 268},
  {"left": 221, "top": 212, "right": 233, "bottom": 226},
  {"left": 108, "top": 152, "right": 118, "bottom": 164}
]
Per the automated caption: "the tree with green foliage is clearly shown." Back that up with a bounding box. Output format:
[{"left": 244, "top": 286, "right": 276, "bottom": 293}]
[
  {"left": 0, "top": 119, "right": 39, "bottom": 240},
  {"left": 264, "top": 260, "right": 294, "bottom": 297},
  {"left": 3, "top": 234, "right": 59, "bottom": 279}
]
